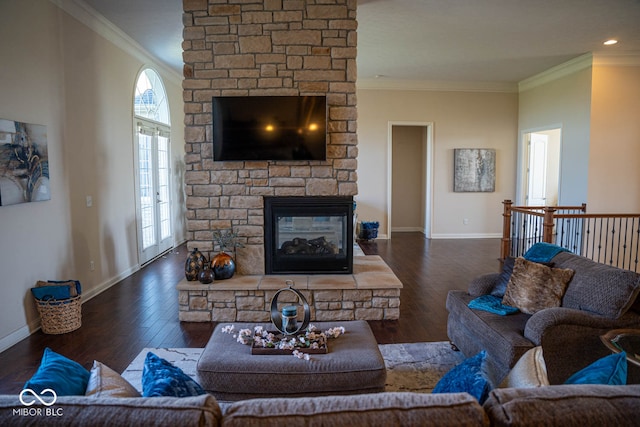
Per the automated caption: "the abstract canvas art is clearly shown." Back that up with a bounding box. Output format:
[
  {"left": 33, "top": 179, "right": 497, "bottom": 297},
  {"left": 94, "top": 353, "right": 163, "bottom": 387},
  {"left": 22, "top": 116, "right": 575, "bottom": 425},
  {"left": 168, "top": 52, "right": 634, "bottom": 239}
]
[
  {"left": 454, "top": 148, "right": 495, "bottom": 192},
  {"left": 0, "top": 118, "right": 50, "bottom": 206}
]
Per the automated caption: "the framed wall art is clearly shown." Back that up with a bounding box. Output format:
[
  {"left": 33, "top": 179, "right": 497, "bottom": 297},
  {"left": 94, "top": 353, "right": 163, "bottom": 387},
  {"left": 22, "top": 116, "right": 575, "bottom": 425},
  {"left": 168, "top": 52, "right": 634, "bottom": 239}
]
[
  {"left": 454, "top": 148, "right": 495, "bottom": 192},
  {"left": 0, "top": 118, "right": 50, "bottom": 206}
]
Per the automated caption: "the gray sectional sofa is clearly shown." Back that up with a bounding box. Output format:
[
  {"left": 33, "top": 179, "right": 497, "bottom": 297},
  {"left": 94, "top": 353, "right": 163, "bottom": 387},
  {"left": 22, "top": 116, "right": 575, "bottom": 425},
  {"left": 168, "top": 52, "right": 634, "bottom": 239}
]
[
  {"left": 2, "top": 385, "right": 640, "bottom": 426},
  {"left": 446, "top": 250, "right": 640, "bottom": 383}
]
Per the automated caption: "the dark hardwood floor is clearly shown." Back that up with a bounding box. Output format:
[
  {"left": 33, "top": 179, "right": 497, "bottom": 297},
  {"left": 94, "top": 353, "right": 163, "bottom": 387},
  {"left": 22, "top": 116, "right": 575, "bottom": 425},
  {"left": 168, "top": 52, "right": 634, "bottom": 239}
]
[{"left": 0, "top": 233, "right": 500, "bottom": 394}]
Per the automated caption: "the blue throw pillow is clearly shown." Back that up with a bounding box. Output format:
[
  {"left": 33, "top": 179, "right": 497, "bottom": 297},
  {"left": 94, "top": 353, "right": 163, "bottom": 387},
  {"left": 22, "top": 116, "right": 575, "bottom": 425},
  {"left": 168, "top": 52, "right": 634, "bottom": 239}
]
[
  {"left": 432, "top": 350, "right": 493, "bottom": 404},
  {"left": 142, "top": 352, "right": 205, "bottom": 397},
  {"left": 24, "top": 347, "right": 90, "bottom": 396},
  {"left": 564, "top": 352, "right": 627, "bottom": 385}
]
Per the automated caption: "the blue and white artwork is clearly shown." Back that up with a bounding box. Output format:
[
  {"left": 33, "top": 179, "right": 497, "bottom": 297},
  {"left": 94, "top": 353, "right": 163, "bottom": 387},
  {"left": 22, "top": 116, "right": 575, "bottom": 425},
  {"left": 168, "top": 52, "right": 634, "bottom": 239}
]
[{"left": 0, "top": 118, "right": 50, "bottom": 206}]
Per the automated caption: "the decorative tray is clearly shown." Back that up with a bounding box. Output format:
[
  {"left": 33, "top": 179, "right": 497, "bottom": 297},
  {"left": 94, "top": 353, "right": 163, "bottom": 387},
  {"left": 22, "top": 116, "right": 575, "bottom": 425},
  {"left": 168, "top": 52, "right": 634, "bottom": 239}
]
[
  {"left": 249, "top": 331, "right": 328, "bottom": 355},
  {"left": 251, "top": 344, "right": 328, "bottom": 355}
]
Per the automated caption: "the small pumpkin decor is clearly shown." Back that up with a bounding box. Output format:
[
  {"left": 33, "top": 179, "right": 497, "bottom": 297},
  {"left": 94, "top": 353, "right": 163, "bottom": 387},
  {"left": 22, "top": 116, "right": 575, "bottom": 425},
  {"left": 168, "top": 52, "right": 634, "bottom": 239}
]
[
  {"left": 211, "top": 229, "right": 244, "bottom": 280},
  {"left": 185, "top": 248, "right": 207, "bottom": 281}
]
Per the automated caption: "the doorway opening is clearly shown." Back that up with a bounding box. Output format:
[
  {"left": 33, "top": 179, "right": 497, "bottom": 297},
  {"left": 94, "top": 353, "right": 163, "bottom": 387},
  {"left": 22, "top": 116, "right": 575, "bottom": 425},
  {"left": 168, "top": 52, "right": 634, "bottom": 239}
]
[
  {"left": 387, "top": 122, "right": 433, "bottom": 238},
  {"left": 521, "top": 128, "right": 561, "bottom": 206}
]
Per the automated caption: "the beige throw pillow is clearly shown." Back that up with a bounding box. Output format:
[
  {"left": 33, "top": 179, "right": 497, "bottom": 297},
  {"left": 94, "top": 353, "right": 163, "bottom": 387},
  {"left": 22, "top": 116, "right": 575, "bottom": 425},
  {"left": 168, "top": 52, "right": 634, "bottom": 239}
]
[
  {"left": 499, "top": 346, "right": 550, "bottom": 388},
  {"left": 85, "top": 360, "right": 141, "bottom": 398},
  {"left": 502, "top": 257, "right": 574, "bottom": 314}
]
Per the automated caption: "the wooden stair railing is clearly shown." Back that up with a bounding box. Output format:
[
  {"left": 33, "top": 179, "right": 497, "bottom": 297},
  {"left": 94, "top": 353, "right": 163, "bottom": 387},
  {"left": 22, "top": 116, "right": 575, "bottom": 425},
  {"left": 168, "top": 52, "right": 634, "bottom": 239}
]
[{"left": 501, "top": 200, "right": 640, "bottom": 273}]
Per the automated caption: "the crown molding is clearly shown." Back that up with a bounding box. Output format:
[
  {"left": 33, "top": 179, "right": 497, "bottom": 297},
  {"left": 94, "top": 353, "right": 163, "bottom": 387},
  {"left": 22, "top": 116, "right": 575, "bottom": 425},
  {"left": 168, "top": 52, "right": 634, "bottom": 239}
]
[
  {"left": 518, "top": 53, "right": 593, "bottom": 92},
  {"left": 49, "top": 0, "right": 182, "bottom": 85},
  {"left": 356, "top": 78, "right": 518, "bottom": 93}
]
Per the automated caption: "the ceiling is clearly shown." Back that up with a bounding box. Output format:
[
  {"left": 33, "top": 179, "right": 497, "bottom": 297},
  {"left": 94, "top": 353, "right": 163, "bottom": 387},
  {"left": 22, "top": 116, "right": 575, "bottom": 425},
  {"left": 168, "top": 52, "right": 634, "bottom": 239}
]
[{"left": 81, "top": 0, "right": 640, "bottom": 87}]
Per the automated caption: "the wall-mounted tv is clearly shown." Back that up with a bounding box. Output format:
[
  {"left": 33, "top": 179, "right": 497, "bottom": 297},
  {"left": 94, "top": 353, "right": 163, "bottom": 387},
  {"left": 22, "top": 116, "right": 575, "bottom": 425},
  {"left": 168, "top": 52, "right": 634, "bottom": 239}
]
[{"left": 212, "top": 96, "right": 327, "bottom": 161}]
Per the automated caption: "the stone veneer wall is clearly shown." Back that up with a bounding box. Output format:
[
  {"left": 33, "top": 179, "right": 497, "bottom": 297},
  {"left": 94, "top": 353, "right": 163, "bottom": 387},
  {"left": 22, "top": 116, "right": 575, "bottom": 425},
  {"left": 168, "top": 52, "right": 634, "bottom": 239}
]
[
  {"left": 177, "top": 256, "right": 402, "bottom": 322},
  {"left": 182, "top": 0, "right": 358, "bottom": 273}
]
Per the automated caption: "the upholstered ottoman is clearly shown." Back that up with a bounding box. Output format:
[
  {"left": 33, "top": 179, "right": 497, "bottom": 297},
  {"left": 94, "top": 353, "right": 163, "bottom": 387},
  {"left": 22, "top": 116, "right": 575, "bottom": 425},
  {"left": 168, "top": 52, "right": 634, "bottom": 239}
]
[{"left": 197, "top": 320, "right": 386, "bottom": 401}]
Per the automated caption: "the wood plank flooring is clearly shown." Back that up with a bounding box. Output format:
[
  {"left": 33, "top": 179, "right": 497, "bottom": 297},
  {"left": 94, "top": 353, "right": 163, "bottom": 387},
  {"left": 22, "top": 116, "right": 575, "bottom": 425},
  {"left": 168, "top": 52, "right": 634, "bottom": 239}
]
[{"left": 0, "top": 233, "right": 500, "bottom": 394}]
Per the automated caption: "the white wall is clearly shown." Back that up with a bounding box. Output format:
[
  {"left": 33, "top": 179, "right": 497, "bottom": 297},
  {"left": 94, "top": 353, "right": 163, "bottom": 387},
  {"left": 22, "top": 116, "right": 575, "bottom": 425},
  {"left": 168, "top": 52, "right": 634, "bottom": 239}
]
[
  {"left": 518, "top": 62, "right": 592, "bottom": 206},
  {"left": 588, "top": 63, "right": 640, "bottom": 212},
  {"left": 0, "top": 0, "right": 186, "bottom": 352},
  {"left": 357, "top": 89, "right": 518, "bottom": 238}
]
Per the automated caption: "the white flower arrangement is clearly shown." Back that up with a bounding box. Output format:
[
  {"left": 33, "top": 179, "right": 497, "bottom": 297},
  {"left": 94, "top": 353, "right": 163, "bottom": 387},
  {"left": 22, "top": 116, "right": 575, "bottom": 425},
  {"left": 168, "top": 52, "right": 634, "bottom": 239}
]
[{"left": 221, "top": 324, "right": 345, "bottom": 360}]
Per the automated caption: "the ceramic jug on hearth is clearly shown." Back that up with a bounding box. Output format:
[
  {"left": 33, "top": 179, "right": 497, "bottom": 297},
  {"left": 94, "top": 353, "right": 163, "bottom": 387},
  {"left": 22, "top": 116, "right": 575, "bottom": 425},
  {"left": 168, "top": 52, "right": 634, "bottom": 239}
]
[{"left": 185, "top": 248, "right": 207, "bottom": 281}]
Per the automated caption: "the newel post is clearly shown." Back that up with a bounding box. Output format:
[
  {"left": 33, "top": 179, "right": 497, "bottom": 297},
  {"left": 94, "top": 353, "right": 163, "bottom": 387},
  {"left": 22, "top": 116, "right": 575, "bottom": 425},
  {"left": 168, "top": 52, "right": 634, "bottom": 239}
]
[
  {"left": 543, "top": 206, "right": 556, "bottom": 243},
  {"left": 501, "top": 200, "right": 513, "bottom": 261}
]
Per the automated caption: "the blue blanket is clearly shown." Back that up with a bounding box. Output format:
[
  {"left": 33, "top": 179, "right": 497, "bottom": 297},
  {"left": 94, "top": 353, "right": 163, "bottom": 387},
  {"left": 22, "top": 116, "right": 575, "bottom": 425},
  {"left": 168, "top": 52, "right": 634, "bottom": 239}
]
[
  {"left": 523, "top": 242, "right": 569, "bottom": 263},
  {"left": 468, "top": 295, "right": 519, "bottom": 316}
]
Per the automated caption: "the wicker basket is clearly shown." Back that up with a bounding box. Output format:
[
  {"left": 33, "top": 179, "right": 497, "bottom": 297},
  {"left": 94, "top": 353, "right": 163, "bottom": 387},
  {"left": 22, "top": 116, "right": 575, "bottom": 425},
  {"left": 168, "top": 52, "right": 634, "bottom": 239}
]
[{"left": 35, "top": 295, "right": 82, "bottom": 334}]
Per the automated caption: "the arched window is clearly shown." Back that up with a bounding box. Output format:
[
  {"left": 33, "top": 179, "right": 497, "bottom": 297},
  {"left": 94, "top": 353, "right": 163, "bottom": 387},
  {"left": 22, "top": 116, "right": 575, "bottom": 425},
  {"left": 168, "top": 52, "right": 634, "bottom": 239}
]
[
  {"left": 133, "top": 68, "right": 172, "bottom": 264},
  {"left": 134, "top": 69, "right": 170, "bottom": 124}
]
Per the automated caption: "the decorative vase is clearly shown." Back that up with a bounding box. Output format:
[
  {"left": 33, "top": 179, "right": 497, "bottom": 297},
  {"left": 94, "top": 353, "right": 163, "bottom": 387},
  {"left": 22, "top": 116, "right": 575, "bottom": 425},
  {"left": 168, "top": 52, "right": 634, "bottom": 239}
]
[
  {"left": 198, "top": 265, "right": 215, "bottom": 284},
  {"left": 211, "top": 252, "right": 235, "bottom": 280},
  {"left": 185, "top": 248, "right": 207, "bottom": 281}
]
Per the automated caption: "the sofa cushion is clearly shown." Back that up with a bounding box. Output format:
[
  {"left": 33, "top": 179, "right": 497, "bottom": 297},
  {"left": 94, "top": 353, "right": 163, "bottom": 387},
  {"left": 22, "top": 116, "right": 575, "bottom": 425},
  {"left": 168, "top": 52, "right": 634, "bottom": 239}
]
[
  {"left": 502, "top": 257, "right": 574, "bottom": 314},
  {"left": 222, "top": 392, "right": 488, "bottom": 427},
  {"left": 85, "top": 360, "right": 140, "bottom": 398},
  {"left": 564, "top": 352, "right": 627, "bottom": 385},
  {"left": 142, "top": 352, "right": 205, "bottom": 397},
  {"left": 446, "top": 290, "right": 534, "bottom": 381},
  {"left": 433, "top": 350, "right": 493, "bottom": 403},
  {"left": 24, "top": 347, "right": 90, "bottom": 396},
  {"left": 491, "top": 256, "right": 515, "bottom": 297},
  {"left": 499, "top": 346, "right": 549, "bottom": 388},
  {"left": 483, "top": 384, "right": 640, "bottom": 427},
  {"left": 0, "top": 394, "right": 222, "bottom": 427},
  {"left": 552, "top": 251, "right": 640, "bottom": 319}
]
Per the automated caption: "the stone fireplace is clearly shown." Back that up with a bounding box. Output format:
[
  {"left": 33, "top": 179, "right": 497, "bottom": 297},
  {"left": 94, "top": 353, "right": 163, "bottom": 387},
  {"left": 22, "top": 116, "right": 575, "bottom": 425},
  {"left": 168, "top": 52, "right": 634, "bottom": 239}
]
[
  {"left": 182, "top": 0, "right": 359, "bottom": 273},
  {"left": 264, "top": 196, "right": 353, "bottom": 274},
  {"left": 178, "top": 0, "right": 402, "bottom": 323}
]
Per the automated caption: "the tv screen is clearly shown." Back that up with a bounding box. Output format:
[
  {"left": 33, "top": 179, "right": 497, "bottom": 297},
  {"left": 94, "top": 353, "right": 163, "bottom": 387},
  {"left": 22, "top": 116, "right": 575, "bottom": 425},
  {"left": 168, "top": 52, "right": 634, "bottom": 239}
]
[{"left": 212, "top": 96, "right": 327, "bottom": 161}]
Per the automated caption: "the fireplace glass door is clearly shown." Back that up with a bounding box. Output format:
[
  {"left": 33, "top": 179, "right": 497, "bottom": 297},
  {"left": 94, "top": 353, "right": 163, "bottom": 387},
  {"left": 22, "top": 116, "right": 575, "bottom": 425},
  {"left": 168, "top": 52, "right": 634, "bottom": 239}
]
[{"left": 265, "top": 197, "right": 353, "bottom": 274}]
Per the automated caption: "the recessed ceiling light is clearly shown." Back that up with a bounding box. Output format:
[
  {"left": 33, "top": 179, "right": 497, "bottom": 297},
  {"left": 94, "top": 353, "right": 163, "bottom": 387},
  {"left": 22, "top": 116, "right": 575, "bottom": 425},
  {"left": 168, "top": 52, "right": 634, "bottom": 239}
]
[{"left": 604, "top": 39, "right": 618, "bottom": 46}]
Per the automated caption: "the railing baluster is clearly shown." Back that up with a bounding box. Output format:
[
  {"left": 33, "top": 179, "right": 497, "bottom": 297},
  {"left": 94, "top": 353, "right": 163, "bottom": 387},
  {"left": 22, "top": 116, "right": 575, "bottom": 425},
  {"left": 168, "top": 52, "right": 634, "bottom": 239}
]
[
  {"left": 629, "top": 218, "right": 640, "bottom": 271},
  {"left": 502, "top": 200, "right": 640, "bottom": 272},
  {"left": 598, "top": 218, "right": 604, "bottom": 264}
]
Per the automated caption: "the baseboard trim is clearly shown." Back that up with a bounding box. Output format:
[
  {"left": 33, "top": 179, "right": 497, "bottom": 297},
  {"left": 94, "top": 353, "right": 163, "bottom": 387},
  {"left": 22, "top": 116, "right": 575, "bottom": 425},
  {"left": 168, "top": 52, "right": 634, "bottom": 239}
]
[
  {"left": 81, "top": 264, "right": 141, "bottom": 302},
  {"left": 0, "top": 264, "right": 141, "bottom": 354},
  {"left": 430, "top": 233, "right": 502, "bottom": 239},
  {"left": 391, "top": 227, "right": 424, "bottom": 233},
  {"left": 0, "top": 321, "right": 39, "bottom": 354}
]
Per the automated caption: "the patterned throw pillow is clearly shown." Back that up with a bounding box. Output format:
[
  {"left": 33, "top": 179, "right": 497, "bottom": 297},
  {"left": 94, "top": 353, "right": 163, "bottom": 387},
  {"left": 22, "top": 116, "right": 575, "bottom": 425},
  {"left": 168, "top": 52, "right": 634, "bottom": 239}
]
[
  {"left": 502, "top": 257, "right": 574, "bottom": 314},
  {"left": 142, "top": 352, "right": 205, "bottom": 397},
  {"left": 432, "top": 350, "right": 493, "bottom": 404}
]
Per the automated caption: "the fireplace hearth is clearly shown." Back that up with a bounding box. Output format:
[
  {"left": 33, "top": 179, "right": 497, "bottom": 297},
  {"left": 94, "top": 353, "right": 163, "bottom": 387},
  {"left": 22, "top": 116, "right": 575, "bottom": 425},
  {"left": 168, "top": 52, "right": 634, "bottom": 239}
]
[{"left": 264, "top": 196, "right": 354, "bottom": 274}]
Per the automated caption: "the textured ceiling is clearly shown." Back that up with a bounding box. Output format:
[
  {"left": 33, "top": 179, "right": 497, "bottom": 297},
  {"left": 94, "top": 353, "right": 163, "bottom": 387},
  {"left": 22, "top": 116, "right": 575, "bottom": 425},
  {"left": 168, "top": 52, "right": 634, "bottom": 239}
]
[{"left": 81, "top": 0, "right": 640, "bottom": 86}]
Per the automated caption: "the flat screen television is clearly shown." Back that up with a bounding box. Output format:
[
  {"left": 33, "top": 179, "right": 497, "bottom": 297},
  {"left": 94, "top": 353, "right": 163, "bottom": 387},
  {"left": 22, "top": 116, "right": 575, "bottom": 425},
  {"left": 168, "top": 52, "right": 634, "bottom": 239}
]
[{"left": 212, "top": 96, "right": 327, "bottom": 161}]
